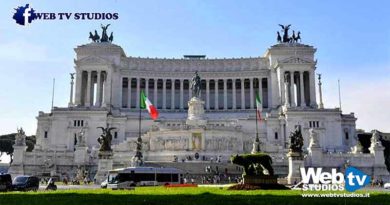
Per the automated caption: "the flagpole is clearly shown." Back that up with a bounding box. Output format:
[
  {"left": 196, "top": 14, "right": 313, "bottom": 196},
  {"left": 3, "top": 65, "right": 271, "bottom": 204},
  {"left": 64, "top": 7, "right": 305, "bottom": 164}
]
[
  {"left": 255, "top": 102, "right": 259, "bottom": 140},
  {"left": 135, "top": 90, "right": 143, "bottom": 166}
]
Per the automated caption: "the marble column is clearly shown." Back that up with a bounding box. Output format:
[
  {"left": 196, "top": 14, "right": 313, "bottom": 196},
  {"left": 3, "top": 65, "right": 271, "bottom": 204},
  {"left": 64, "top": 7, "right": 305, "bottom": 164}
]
[
  {"left": 250, "top": 78, "right": 254, "bottom": 109},
  {"left": 85, "top": 71, "right": 92, "bottom": 107},
  {"left": 299, "top": 72, "right": 305, "bottom": 107},
  {"left": 119, "top": 77, "right": 124, "bottom": 108},
  {"left": 74, "top": 70, "right": 82, "bottom": 106},
  {"left": 206, "top": 79, "right": 210, "bottom": 110},
  {"left": 223, "top": 79, "right": 228, "bottom": 110},
  {"left": 280, "top": 71, "right": 285, "bottom": 105},
  {"left": 232, "top": 79, "right": 236, "bottom": 110},
  {"left": 241, "top": 79, "right": 245, "bottom": 110},
  {"left": 162, "top": 79, "right": 167, "bottom": 109},
  {"left": 145, "top": 78, "right": 149, "bottom": 98},
  {"left": 180, "top": 79, "right": 184, "bottom": 110},
  {"left": 267, "top": 77, "right": 272, "bottom": 108},
  {"left": 188, "top": 79, "right": 192, "bottom": 99},
  {"left": 309, "top": 70, "right": 317, "bottom": 107},
  {"left": 127, "top": 77, "right": 132, "bottom": 108},
  {"left": 95, "top": 71, "right": 102, "bottom": 107},
  {"left": 68, "top": 73, "right": 75, "bottom": 107},
  {"left": 136, "top": 78, "right": 140, "bottom": 109},
  {"left": 171, "top": 79, "right": 175, "bottom": 110},
  {"left": 258, "top": 78, "right": 262, "bottom": 107},
  {"left": 284, "top": 74, "right": 290, "bottom": 107},
  {"left": 154, "top": 79, "right": 158, "bottom": 106},
  {"left": 215, "top": 80, "right": 219, "bottom": 110},
  {"left": 290, "top": 72, "right": 296, "bottom": 107},
  {"left": 103, "top": 72, "right": 111, "bottom": 107}
]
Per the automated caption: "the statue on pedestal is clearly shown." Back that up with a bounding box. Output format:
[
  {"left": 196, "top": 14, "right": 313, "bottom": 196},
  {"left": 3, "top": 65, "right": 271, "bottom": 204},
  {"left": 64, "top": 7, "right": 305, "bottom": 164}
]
[
  {"left": 289, "top": 126, "right": 304, "bottom": 154},
  {"left": 76, "top": 128, "right": 86, "bottom": 147},
  {"left": 308, "top": 128, "right": 320, "bottom": 148},
  {"left": 191, "top": 71, "right": 201, "bottom": 98},
  {"left": 15, "top": 127, "right": 26, "bottom": 146},
  {"left": 97, "top": 126, "right": 116, "bottom": 152},
  {"left": 370, "top": 130, "right": 383, "bottom": 149}
]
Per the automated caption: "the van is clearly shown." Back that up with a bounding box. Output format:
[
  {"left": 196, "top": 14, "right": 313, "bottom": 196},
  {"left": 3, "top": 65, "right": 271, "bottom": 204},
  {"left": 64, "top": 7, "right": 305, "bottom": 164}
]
[{"left": 12, "top": 175, "right": 39, "bottom": 191}]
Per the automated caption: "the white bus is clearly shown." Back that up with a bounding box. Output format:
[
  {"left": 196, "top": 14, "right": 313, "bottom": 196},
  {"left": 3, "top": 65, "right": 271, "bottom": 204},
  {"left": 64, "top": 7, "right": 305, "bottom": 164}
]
[{"left": 107, "top": 167, "right": 182, "bottom": 189}]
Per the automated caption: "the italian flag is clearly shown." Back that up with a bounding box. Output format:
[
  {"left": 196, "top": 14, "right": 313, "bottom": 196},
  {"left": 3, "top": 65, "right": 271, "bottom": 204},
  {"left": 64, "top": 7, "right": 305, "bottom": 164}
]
[
  {"left": 140, "top": 91, "right": 159, "bottom": 120},
  {"left": 256, "top": 93, "right": 262, "bottom": 122}
]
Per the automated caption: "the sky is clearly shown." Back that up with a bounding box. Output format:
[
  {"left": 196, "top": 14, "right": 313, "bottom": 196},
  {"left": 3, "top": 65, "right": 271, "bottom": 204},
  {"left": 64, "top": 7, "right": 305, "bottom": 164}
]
[{"left": 0, "top": 0, "right": 389, "bottom": 138}]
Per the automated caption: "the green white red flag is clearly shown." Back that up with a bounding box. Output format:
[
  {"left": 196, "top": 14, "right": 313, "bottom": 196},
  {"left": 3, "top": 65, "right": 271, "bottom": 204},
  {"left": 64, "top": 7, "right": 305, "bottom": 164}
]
[
  {"left": 140, "top": 91, "right": 159, "bottom": 120},
  {"left": 256, "top": 93, "right": 262, "bottom": 122}
]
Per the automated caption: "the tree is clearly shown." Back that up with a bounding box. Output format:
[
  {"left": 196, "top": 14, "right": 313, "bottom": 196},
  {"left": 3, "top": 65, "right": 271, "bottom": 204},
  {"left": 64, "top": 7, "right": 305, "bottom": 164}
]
[{"left": 0, "top": 133, "right": 36, "bottom": 164}]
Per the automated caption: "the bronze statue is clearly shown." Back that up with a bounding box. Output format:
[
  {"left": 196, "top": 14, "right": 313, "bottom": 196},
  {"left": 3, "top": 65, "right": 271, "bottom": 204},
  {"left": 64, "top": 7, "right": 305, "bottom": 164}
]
[
  {"left": 278, "top": 24, "right": 291, "bottom": 43},
  {"left": 231, "top": 153, "right": 274, "bottom": 176},
  {"left": 97, "top": 126, "right": 116, "bottom": 151},
  {"left": 289, "top": 126, "right": 304, "bottom": 153},
  {"left": 109, "top": 32, "right": 114, "bottom": 42},
  {"left": 291, "top": 30, "right": 296, "bottom": 43},
  {"left": 191, "top": 71, "right": 201, "bottom": 98},
  {"left": 277, "top": 31, "right": 282, "bottom": 43},
  {"left": 89, "top": 30, "right": 100, "bottom": 42},
  {"left": 100, "top": 24, "right": 110, "bottom": 42},
  {"left": 294, "top": 31, "right": 301, "bottom": 43}
]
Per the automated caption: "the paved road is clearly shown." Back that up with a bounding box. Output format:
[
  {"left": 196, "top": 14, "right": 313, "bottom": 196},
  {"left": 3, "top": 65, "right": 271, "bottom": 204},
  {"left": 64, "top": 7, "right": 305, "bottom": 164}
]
[{"left": 39, "top": 184, "right": 101, "bottom": 190}]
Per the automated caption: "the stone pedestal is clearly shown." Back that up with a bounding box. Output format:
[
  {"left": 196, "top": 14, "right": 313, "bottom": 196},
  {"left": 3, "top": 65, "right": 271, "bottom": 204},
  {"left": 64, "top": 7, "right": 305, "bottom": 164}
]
[
  {"left": 307, "top": 147, "right": 322, "bottom": 167},
  {"left": 287, "top": 152, "right": 304, "bottom": 185},
  {"left": 74, "top": 146, "right": 89, "bottom": 165},
  {"left": 94, "top": 151, "right": 113, "bottom": 183},
  {"left": 243, "top": 175, "right": 278, "bottom": 185},
  {"left": 186, "top": 97, "right": 207, "bottom": 127},
  {"left": 8, "top": 145, "right": 27, "bottom": 176}
]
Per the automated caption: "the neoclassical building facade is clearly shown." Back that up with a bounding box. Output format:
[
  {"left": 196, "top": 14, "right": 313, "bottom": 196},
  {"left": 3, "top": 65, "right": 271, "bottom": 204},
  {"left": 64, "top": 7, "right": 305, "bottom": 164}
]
[{"left": 8, "top": 37, "right": 389, "bottom": 181}]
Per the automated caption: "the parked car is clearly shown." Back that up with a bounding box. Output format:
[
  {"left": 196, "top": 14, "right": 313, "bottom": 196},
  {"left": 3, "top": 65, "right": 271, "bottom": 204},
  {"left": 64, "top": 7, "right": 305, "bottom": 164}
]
[
  {"left": 12, "top": 175, "right": 39, "bottom": 191},
  {"left": 0, "top": 173, "right": 13, "bottom": 191},
  {"left": 384, "top": 183, "right": 390, "bottom": 189}
]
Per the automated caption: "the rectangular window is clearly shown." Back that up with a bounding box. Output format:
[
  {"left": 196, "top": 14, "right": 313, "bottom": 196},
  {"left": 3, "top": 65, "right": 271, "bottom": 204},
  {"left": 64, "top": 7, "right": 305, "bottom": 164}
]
[
  {"left": 44, "top": 131, "right": 48, "bottom": 138},
  {"left": 275, "top": 132, "right": 278, "bottom": 140},
  {"left": 345, "top": 132, "right": 349, "bottom": 140},
  {"left": 81, "top": 120, "right": 84, "bottom": 127},
  {"left": 74, "top": 120, "right": 77, "bottom": 127},
  {"left": 114, "top": 132, "right": 118, "bottom": 139}
]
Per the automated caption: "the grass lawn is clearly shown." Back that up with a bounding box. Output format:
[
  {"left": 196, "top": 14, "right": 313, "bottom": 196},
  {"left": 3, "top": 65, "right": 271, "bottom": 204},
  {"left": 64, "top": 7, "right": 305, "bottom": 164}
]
[{"left": 1, "top": 187, "right": 389, "bottom": 205}]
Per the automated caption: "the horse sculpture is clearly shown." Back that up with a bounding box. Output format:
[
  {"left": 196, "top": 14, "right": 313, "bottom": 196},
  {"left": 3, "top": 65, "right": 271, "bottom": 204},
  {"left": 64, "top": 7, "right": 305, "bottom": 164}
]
[
  {"left": 231, "top": 153, "right": 274, "bottom": 176},
  {"left": 293, "top": 31, "right": 301, "bottom": 43},
  {"left": 89, "top": 30, "right": 100, "bottom": 42},
  {"left": 277, "top": 31, "right": 282, "bottom": 43},
  {"left": 109, "top": 32, "right": 114, "bottom": 42}
]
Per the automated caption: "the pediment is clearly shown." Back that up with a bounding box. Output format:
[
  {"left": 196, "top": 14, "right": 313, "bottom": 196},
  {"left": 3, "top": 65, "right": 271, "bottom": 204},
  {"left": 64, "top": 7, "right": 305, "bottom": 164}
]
[
  {"left": 279, "top": 57, "right": 315, "bottom": 64},
  {"left": 75, "top": 56, "right": 112, "bottom": 66}
]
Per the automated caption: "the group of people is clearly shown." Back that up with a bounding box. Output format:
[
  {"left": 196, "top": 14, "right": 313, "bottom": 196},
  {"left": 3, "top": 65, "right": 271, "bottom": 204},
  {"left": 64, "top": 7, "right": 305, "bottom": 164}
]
[{"left": 371, "top": 179, "right": 384, "bottom": 187}]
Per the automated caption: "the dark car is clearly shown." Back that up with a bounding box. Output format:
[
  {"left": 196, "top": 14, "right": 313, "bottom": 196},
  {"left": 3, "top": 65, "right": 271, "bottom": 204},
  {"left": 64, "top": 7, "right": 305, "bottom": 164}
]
[
  {"left": 0, "top": 173, "right": 12, "bottom": 191},
  {"left": 12, "top": 175, "right": 39, "bottom": 191}
]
